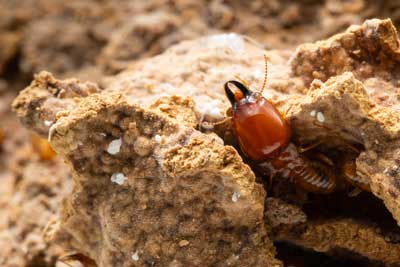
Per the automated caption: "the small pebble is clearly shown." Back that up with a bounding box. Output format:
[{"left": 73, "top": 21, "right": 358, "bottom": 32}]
[
  {"left": 131, "top": 250, "right": 139, "bottom": 261},
  {"left": 317, "top": 111, "right": 325, "bottom": 122},
  {"left": 310, "top": 110, "right": 316, "bottom": 117},
  {"left": 107, "top": 138, "right": 122, "bottom": 155},
  {"left": 44, "top": 120, "right": 53, "bottom": 127},
  {"left": 179, "top": 240, "right": 190, "bottom": 247},
  {"left": 154, "top": 134, "right": 162, "bottom": 144},
  {"left": 111, "top": 173, "right": 127, "bottom": 185},
  {"left": 232, "top": 191, "right": 241, "bottom": 202}
]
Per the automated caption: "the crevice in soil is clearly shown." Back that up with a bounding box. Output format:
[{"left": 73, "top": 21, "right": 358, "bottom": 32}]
[{"left": 275, "top": 241, "right": 384, "bottom": 267}]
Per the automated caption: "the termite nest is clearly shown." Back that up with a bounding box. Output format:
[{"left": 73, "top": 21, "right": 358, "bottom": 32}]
[
  {"left": 203, "top": 99, "right": 400, "bottom": 266},
  {"left": 10, "top": 18, "right": 400, "bottom": 267}
]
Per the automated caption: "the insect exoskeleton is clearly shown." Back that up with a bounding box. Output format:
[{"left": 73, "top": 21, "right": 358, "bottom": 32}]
[{"left": 224, "top": 56, "right": 336, "bottom": 194}]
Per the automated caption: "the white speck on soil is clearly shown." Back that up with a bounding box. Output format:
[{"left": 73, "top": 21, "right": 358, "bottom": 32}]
[
  {"left": 111, "top": 173, "right": 127, "bottom": 185},
  {"left": 107, "top": 138, "right": 122, "bottom": 155},
  {"left": 232, "top": 191, "right": 241, "bottom": 202},
  {"left": 310, "top": 110, "right": 316, "bottom": 117},
  {"left": 317, "top": 111, "right": 325, "bottom": 122},
  {"left": 131, "top": 250, "right": 139, "bottom": 261},
  {"left": 44, "top": 120, "right": 53, "bottom": 126},
  {"left": 154, "top": 134, "right": 162, "bottom": 144},
  {"left": 179, "top": 240, "right": 190, "bottom": 247}
]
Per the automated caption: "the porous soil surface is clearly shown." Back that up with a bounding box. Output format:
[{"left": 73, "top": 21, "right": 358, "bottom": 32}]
[{"left": 1, "top": 1, "right": 400, "bottom": 267}]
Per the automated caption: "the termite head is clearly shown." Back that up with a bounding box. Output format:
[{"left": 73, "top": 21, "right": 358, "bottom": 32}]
[{"left": 224, "top": 76, "right": 291, "bottom": 161}]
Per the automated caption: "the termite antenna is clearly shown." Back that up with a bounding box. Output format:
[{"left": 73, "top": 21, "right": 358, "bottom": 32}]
[{"left": 259, "top": 54, "right": 268, "bottom": 96}]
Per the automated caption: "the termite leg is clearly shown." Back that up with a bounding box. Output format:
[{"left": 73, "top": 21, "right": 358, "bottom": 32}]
[
  {"left": 298, "top": 141, "right": 323, "bottom": 153},
  {"left": 267, "top": 173, "right": 275, "bottom": 191},
  {"left": 199, "top": 116, "right": 232, "bottom": 131},
  {"left": 348, "top": 187, "right": 363, "bottom": 197},
  {"left": 314, "top": 152, "right": 335, "bottom": 166},
  {"left": 312, "top": 121, "right": 361, "bottom": 153}
]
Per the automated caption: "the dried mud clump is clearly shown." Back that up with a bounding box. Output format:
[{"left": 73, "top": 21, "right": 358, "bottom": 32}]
[
  {"left": 0, "top": 160, "right": 72, "bottom": 267},
  {"left": 21, "top": 17, "right": 104, "bottom": 76},
  {"left": 12, "top": 71, "right": 101, "bottom": 136},
  {"left": 291, "top": 18, "right": 400, "bottom": 86},
  {"left": 287, "top": 19, "right": 400, "bottom": 226},
  {"left": 3, "top": 0, "right": 400, "bottom": 81},
  {"left": 0, "top": 92, "right": 72, "bottom": 267},
  {"left": 12, "top": 34, "right": 285, "bottom": 266},
  {"left": 12, "top": 19, "right": 400, "bottom": 266},
  {"left": 14, "top": 88, "right": 279, "bottom": 266}
]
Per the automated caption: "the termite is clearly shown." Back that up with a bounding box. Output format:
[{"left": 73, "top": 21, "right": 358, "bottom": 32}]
[
  {"left": 224, "top": 56, "right": 336, "bottom": 194},
  {"left": 58, "top": 253, "right": 97, "bottom": 267}
]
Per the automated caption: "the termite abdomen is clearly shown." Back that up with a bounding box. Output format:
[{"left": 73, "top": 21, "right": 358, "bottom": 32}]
[
  {"left": 265, "top": 143, "right": 336, "bottom": 194},
  {"left": 295, "top": 159, "right": 336, "bottom": 194},
  {"left": 224, "top": 57, "right": 338, "bottom": 194}
]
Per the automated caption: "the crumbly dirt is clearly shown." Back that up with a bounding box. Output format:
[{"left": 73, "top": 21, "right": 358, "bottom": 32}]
[
  {"left": 44, "top": 94, "right": 277, "bottom": 267},
  {"left": 3, "top": 1, "right": 400, "bottom": 266},
  {"left": 1, "top": 0, "right": 400, "bottom": 80},
  {"left": 11, "top": 18, "right": 400, "bottom": 267},
  {"left": 0, "top": 93, "right": 72, "bottom": 267}
]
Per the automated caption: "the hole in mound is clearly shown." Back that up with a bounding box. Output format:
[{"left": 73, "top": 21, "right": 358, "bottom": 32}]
[
  {"left": 264, "top": 144, "right": 400, "bottom": 243},
  {"left": 274, "top": 241, "right": 384, "bottom": 267},
  {"left": 303, "top": 191, "right": 400, "bottom": 243},
  {"left": 25, "top": 252, "right": 56, "bottom": 267}
]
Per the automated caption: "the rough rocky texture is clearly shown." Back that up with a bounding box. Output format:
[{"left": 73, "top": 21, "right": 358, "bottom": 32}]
[
  {"left": 12, "top": 71, "right": 101, "bottom": 136},
  {"left": 0, "top": 160, "right": 72, "bottom": 267},
  {"left": 46, "top": 94, "right": 277, "bottom": 267},
  {"left": 21, "top": 17, "right": 104, "bottom": 77},
  {"left": 274, "top": 218, "right": 400, "bottom": 265},
  {"left": 2, "top": 0, "right": 400, "bottom": 81},
  {"left": 291, "top": 18, "right": 400, "bottom": 86},
  {"left": 287, "top": 19, "right": 400, "bottom": 225},
  {"left": 0, "top": 92, "right": 72, "bottom": 267},
  {"left": 265, "top": 196, "right": 400, "bottom": 265},
  {"left": 10, "top": 18, "right": 400, "bottom": 267}
]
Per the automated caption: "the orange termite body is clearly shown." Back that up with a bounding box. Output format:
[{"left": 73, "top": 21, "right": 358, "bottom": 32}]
[{"left": 224, "top": 80, "right": 336, "bottom": 194}]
